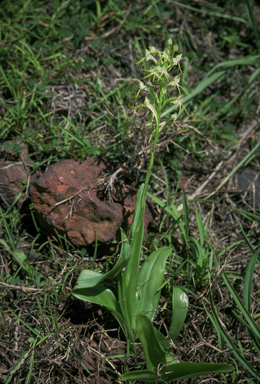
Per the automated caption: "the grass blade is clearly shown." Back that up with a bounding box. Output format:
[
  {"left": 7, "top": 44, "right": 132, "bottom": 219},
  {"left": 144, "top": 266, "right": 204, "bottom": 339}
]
[
  {"left": 5, "top": 348, "right": 32, "bottom": 384},
  {"left": 205, "top": 138, "right": 260, "bottom": 200},
  {"left": 0, "top": 239, "right": 36, "bottom": 280},
  {"left": 147, "top": 191, "right": 188, "bottom": 247},
  {"left": 244, "top": 248, "right": 260, "bottom": 312},
  {"left": 222, "top": 272, "right": 260, "bottom": 339},
  {"left": 231, "top": 311, "right": 260, "bottom": 355},
  {"left": 209, "top": 289, "right": 260, "bottom": 380},
  {"left": 162, "top": 70, "right": 226, "bottom": 117},
  {"left": 25, "top": 345, "right": 35, "bottom": 384},
  {"left": 244, "top": 0, "right": 260, "bottom": 50},
  {"left": 182, "top": 189, "right": 189, "bottom": 238}
]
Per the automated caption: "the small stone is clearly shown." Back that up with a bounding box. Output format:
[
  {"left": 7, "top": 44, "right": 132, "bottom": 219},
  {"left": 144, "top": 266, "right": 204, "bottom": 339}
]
[
  {"left": 0, "top": 141, "right": 34, "bottom": 209},
  {"left": 0, "top": 162, "right": 29, "bottom": 209}
]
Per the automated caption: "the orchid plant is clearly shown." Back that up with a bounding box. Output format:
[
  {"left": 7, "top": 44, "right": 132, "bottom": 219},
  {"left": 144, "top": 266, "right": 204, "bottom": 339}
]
[{"left": 72, "top": 39, "right": 233, "bottom": 382}]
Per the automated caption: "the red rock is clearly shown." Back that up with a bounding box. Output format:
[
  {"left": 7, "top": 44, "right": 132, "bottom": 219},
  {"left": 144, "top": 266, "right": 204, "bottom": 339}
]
[
  {"left": 30, "top": 158, "right": 153, "bottom": 247},
  {"left": 0, "top": 141, "right": 37, "bottom": 209},
  {"left": 0, "top": 162, "right": 29, "bottom": 208}
]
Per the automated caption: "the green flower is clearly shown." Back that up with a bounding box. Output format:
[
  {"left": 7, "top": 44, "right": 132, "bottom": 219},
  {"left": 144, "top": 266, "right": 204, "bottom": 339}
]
[
  {"left": 172, "top": 95, "right": 184, "bottom": 107},
  {"left": 172, "top": 54, "right": 182, "bottom": 66}
]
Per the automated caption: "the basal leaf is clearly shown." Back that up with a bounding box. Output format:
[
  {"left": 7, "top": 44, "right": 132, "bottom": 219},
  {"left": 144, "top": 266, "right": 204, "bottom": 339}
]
[
  {"left": 169, "top": 286, "right": 189, "bottom": 341},
  {"left": 153, "top": 326, "right": 170, "bottom": 353},
  {"left": 136, "top": 313, "right": 167, "bottom": 371},
  {"left": 136, "top": 247, "right": 172, "bottom": 321},
  {"left": 72, "top": 285, "right": 129, "bottom": 339},
  {"left": 119, "top": 369, "right": 159, "bottom": 382},
  {"left": 73, "top": 230, "right": 131, "bottom": 290},
  {"left": 72, "top": 285, "right": 120, "bottom": 312},
  {"left": 119, "top": 184, "right": 146, "bottom": 337},
  {"left": 160, "top": 362, "right": 234, "bottom": 381}
]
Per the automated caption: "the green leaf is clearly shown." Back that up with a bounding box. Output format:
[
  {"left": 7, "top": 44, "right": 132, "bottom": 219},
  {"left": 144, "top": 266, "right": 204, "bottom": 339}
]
[
  {"left": 5, "top": 348, "right": 33, "bottom": 384},
  {"left": 0, "top": 239, "right": 36, "bottom": 279},
  {"left": 244, "top": 248, "right": 260, "bottom": 312},
  {"left": 118, "top": 184, "right": 146, "bottom": 339},
  {"left": 160, "top": 362, "right": 234, "bottom": 381},
  {"left": 119, "top": 363, "right": 234, "bottom": 383},
  {"left": 119, "top": 369, "right": 159, "bottom": 382},
  {"left": 182, "top": 189, "right": 189, "bottom": 238},
  {"left": 25, "top": 347, "right": 34, "bottom": 384},
  {"left": 153, "top": 326, "right": 170, "bottom": 353},
  {"left": 144, "top": 97, "right": 159, "bottom": 126},
  {"left": 72, "top": 230, "right": 131, "bottom": 289},
  {"left": 72, "top": 285, "right": 120, "bottom": 312},
  {"left": 136, "top": 313, "right": 167, "bottom": 371},
  {"left": 72, "top": 285, "right": 129, "bottom": 339},
  {"left": 135, "top": 247, "right": 172, "bottom": 321},
  {"left": 128, "top": 184, "right": 146, "bottom": 241},
  {"left": 169, "top": 286, "right": 188, "bottom": 341},
  {"left": 209, "top": 289, "right": 260, "bottom": 380},
  {"left": 223, "top": 272, "right": 260, "bottom": 339}
]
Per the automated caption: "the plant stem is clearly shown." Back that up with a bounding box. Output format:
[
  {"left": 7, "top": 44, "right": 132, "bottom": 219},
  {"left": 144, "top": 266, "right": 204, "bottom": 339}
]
[
  {"left": 143, "top": 96, "right": 162, "bottom": 195},
  {"left": 144, "top": 125, "right": 159, "bottom": 195}
]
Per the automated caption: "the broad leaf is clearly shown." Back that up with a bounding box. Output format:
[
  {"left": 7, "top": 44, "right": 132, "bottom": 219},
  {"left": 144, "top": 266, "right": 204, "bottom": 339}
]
[
  {"left": 119, "top": 369, "right": 159, "bottom": 382},
  {"left": 169, "top": 286, "right": 188, "bottom": 341},
  {"left": 72, "top": 285, "right": 129, "bottom": 339},
  {"left": 136, "top": 313, "right": 167, "bottom": 371},
  {"left": 135, "top": 247, "right": 172, "bottom": 322},
  {"left": 153, "top": 326, "right": 170, "bottom": 353},
  {"left": 72, "top": 285, "right": 120, "bottom": 312},
  {"left": 120, "top": 362, "right": 234, "bottom": 382},
  {"left": 72, "top": 230, "right": 131, "bottom": 289},
  {"left": 160, "top": 362, "right": 234, "bottom": 381}
]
